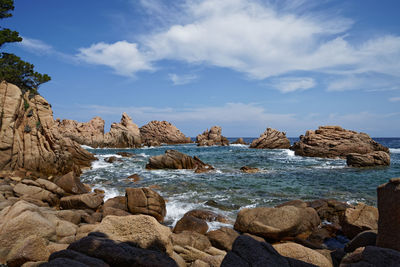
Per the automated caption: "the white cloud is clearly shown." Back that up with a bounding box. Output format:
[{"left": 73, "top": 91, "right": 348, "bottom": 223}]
[
  {"left": 77, "top": 41, "right": 154, "bottom": 76},
  {"left": 20, "top": 37, "right": 53, "bottom": 54},
  {"left": 168, "top": 73, "right": 198, "bottom": 85},
  {"left": 389, "top": 97, "right": 400, "bottom": 102},
  {"left": 76, "top": 0, "right": 400, "bottom": 88},
  {"left": 327, "top": 73, "right": 400, "bottom": 91},
  {"left": 269, "top": 77, "right": 315, "bottom": 93}
]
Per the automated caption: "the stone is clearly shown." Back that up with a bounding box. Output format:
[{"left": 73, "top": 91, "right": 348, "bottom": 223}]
[
  {"left": 249, "top": 128, "right": 290, "bottom": 149},
  {"left": 40, "top": 258, "right": 90, "bottom": 267},
  {"left": 56, "top": 220, "right": 78, "bottom": 238},
  {"left": 341, "top": 203, "right": 378, "bottom": 239},
  {"left": 13, "top": 183, "right": 59, "bottom": 205},
  {"left": 307, "top": 199, "right": 349, "bottom": 225},
  {"left": 231, "top": 138, "right": 247, "bottom": 145},
  {"left": 102, "top": 207, "right": 131, "bottom": 217},
  {"left": 196, "top": 126, "right": 229, "bottom": 146},
  {"left": 347, "top": 151, "right": 390, "bottom": 167},
  {"left": 221, "top": 235, "right": 316, "bottom": 267},
  {"left": 206, "top": 227, "right": 240, "bottom": 251},
  {"left": 125, "top": 187, "right": 166, "bottom": 222},
  {"left": 60, "top": 193, "right": 103, "bottom": 210},
  {"left": 377, "top": 178, "right": 400, "bottom": 251},
  {"left": 127, "top": 173, "right": 141, "bottom": 182},
  {"left": 273, "top": 242, "right": 332, "bottom": 267},
  {"left": 116, "top": 152, "right": 135, "bottom": 157},
  {"left": 184, "top": 209, "right": 229, "bottom": 223},
  {"left": 6, "top": 235, "right": 51, "bottom": 267},
  {"left": 340, "top": 246, "right": 400, "bottom": 266},
  {"left": 171, "top": 231, "right": 211, "bottom": 251},
  {"left": 0, "top": 81, "right": 95, "bottom": 176},
  {"left": 173, "top": 215, "right": 209, "bottom": 235},
  {"left": 240, "top": 166, "right": 259, "bottom": 173},
  {"left": 54, "top": 171, "right": 89, "bottom": 195},
  {"left": 36, "top": 178, "right": 66, "bottom": 196},
  {"left": 140, "top": 120, "right": 191, "bottom": 145},
  {"left": 103, "top": 196, "right": 128, "bottom": 211},
  {"left": 171, "top": 252, "right": 186, "bottom": 267},
  {"left": 345, "top": 230, "right": 377, "bottom": 253},
  {"left": 234, "top": 205, "right": 321, "bottom": 241},
  {"left": 92, "top": 215, "right": 173, "bottom": 255},
  {"left": 146, "top": 150, "right": 214, "bottom": 173},
  {"left": 104, "top": 156, "right": 120, "bottom": 163},
  {"left": 47, "top": 243, "right": 69, "bottom": 254},
  {"left": 291, "top": 126, "right": 389, "bottom": 158},
  {"left": 48, "top": 249, "right": 109, "bottom": 267}
]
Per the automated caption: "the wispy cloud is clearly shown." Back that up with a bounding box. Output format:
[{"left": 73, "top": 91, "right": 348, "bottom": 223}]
[
  {"left": 389, "top": 97, "right": 400, "bottom": 102},
  {"left": 269, "top": 77, "right": 316, "bottom": 93},
  {"left": 168, "top": 73, "right": 198, "bottom": 85},
  {"left": 20, "top": 37, "right": 53, "bottom": 54}
]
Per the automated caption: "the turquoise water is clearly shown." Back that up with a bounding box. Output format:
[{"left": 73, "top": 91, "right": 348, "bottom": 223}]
[{"left": 81, "top": 138, "right": 400, "bottom": 227}]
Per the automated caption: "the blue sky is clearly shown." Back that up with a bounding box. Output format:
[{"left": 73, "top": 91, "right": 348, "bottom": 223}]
[{"left": 2, "top": 0, "right": 400, "bottom": 137}]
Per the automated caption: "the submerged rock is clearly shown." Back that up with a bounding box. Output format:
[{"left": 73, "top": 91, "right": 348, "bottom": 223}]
[
  {"left": 231, "top": 138, "right": 247, "bottom": 145},
  {"left": 346, "top": 151, "right": 390, "bottom": 167},
  {"left": 146, "top": 150, "right": 214, "bottom": 173},
  {"left": 250, "top": 128, "right": 290, "bottom": 149},
  {"left": 196, "top": 126, "right": 229, "bottom": 146},
  {"left": 240, "top": 166, "right": 259, "bottom": 173},
  {"left": 291, "top": 126, "right": 389, "bottom": 158},
  {"left": 140, "top": 120, "right": 191, "bottom": 145},
  {"left": 0, "top": 81, "right": 94, "bottom": 176}
]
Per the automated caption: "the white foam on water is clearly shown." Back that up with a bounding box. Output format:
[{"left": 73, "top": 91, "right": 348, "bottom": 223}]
[
  {"left": 94, "top": 186, "right": 121, "bottom": 201},
  {"left": 207, "top": 221, "right": 233, "bottom": 231},
  {"left": 284, "top": 149, "right": 295, "bottom": 157},
  {"left": 390, "top": 148, "right": 400, "bottom": 153},
  {"left": 229, "top": 144, "right": 249, "bottom": 148},
  {"left": 346, "top": 198, "right": 365, "bottom": 205},
  {"left": 165, "top": 200, "right": 199, "bottom": 227},
  {"left": 81, "top": 145, "right": 94, "bottom": 150},
  {"left": 91, "top": 160, "right": 110, "bottom": 170},
  {"left": 138, "top": 153, "right": 150, "bottom": 158},
  {"left": 99, "top": 154, "right": 123, "bottom": 158},
  {"left": 239, "top": 203, "right": 257, "bottom": 210}
]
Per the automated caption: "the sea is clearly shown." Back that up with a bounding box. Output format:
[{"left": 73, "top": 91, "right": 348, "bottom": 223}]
[{"left": 80, "top": 137, "right": 400, "bottom": 229}]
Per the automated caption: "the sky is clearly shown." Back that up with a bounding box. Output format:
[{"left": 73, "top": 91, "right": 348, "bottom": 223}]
[{"left": 2, "top": 0, "right": 400, "bottom": 137}]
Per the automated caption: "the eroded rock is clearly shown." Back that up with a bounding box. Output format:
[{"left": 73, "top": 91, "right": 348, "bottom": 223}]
[{"left": 250, "top": 128, "right": 290, "bottom": 149}]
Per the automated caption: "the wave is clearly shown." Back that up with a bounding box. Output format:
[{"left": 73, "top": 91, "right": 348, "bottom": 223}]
[
  {"left": 81, "top": 145, "right": 94, "bottom": 150},
  {"left": 390, "top": 148, "right": 400, "bottom": 153},
  {"left": 229, "top": 144, "right": 249, "bottom": 148}
]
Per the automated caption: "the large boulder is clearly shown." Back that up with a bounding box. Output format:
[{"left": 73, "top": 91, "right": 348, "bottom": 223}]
[
  {"left": 173, "top": 215, "right": 209, "bottom": 235},
  {"left": 140, "top": 120, "right": 191, "bottom": 145},
  {"left": 307, "top": 199, "right": 350, "bottom": 225},
  {"left": 6, "top": 235, "right": 51, "bottom": 267},
  {"left": 125, "top": 187, "right": 166, "bottom": 222},
  {"left": 146, "top": 150, "right": 214, "bottom": 172},
  {"left": 206, "top": 227, "right": 240, "bottom": 251},
  {"left": 273, "top": 242, "right": 332, "bottom": 267},
  {"left": 346, "top": 151, "right": 390, "bottom": 167},
  {"left": 196, "top": 126, "right": 229, "bottom": 146},
  {"left": 221, "top": 235, "right": 316, "bottom": 267},
  {"left": 54, "top": 171, "right": 89, "bottom": 195},
  {"left": 377, "top": 178, "right": 400, "bottom": 251},
  {"left": 60, "top": 193, "right": 104, "bottom": 210},
  {"left": 291, "top": 126, "right": 389, "bottom": 158},
  {"left": 171, "top": 231, "right": 211, "bottom": 251},
  {"left": 249, "top": 128, "right": 290, "bottom": 149},
  {"left": 92, "top": 215, "right": 174, "bottom": 255},
  {"left": 13, "top": 182, "right": 59, "bottom": 206},
  {"left": 340, "top": 203, "right": 378, "bottom": 239},
  {"left": 103, "top": 112, "right": 141, "bottom": 148},
  {"left": 234, "top": 205, "right": 321, "bottom": 241},
  {"left": 340, "top": 246, "right": 400, "bottom": 266},
  {"left": 0, "top": 81, "right": 95, "bottom": 176},
  {"left": 184, "top": 209, "right": 229, "bottom": 223}
]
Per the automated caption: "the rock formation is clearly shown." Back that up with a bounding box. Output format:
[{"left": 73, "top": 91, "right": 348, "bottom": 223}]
[
  {"left": 0, "top": 81, "right": 94, "bottom": 176},
  {"left": 291, "top": 126, "right": 389, "bottom": 159},
  {"left": 196, "top": 126, "right": 229, "bottom": 146},
  {"left": 250, "top": 128, "right": 291, "bottom": 149},
  {"left": 146, "top": 150, "right": 214, "bottom": 173},
  {"left": 56, "top": 112, "right": 141, "bottom": 148},
  {"left": 231, "top": 138, "right": 247, "bottom": 145},
  {"left": 140, "top": 120, "right": 191, "bottom": 145},
  {"left": 346, "top": 151, "right": 390, "bottom": 167}
]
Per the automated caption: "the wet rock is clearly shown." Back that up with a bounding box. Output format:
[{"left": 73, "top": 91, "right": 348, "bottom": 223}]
[
  {"left": 140, "top": 120, "right": 191, "bottom": 145},
  {"left": 104, "top": 156, "right": 121, "bottom": 163},
  {"left": 125, "top": 187, "right": 166, "bottom": 222},
  {"left": 60, "top": 193, "right": 103, "bottom": 210},
  {"left": 377, "top": 178, "right": 400, "bottom": 251},
  {"left": 173, "top": 215, "right": 209, "bottom": 235},
  {"left": 291, "top": 126, "right": 389, "bottom": 158},
  {"left": 345, "top": 230, "right": 377, "bottom": 253},
  {"left": 234, "top": 205, "right": 320, "bottom": 241},
  {"left": 54, "top": 171, "right": 89, "bottom": 195},
  {"left": 116, "top": 152, "right": 135, "bottom": 157},
  {"left": 196, "top": 126, "right": 229, "bottom": 146},
  {"left": 206, "top": 227, "right": 240, "bottom": 251},
  {"left": 127, "top": 173, "right": 141, "bottom": 182},
  {"left": 250, "top": 128, "right": 290, "bottom": 149},
  {"left": 231, "top": 138, "right": 247, "bottom": 145},
  {"left": 341, "top": 203, "right": 378, "bottom": 239},
  {"left": 347, "top": 151, "right": 390, "bottom": 167},
  {"left": 146, "top": 150, "right": 214, "bottom": 173},
  {"left": 92, "top": 215, "right": 173, "bottom": 255},
  {"left": 307, "top": 199, "right": 349, "bottom": 225},
  {"left": 240, "top": 166, "right": 259, "bottom": 173}
]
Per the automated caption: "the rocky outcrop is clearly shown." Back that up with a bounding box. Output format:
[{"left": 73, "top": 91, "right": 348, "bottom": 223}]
[
  {"left": 234, "top": 205, "right": 321, "bottom": 241},
  {"left": 340, "top": 203, "right": 378, "bottom": 239},
  {"left": 196, "top": 126, "right": 229, "bottom": 146},
  {"left": 140, "top": 120, "right": 191, "bottom": 145},
  {"left": 377, "top": 178, "right": 400, "bottom": 251},
  {"left": 250, "top": 128, "right": 290, "bottom": 149},
  {"left": 231, "top": 138, "right": 247, "bottom": 145},
  {"left": 146, "top": 150, "right": 214, "bottom": 173},
  {"left": 0, "top": 81, "right": 94, "bottom": 176},
  {"left": 291, "top": 126, "right": 389, "bottom": 158},
  {"left": 346, "top": 151, "right": 390, "bottom": 167},
  {"left": 56, "top": 112, "right": 141, "bottom": 148},
  {"left": 240, "top": 166, "right": 259, "bottom": 173}
]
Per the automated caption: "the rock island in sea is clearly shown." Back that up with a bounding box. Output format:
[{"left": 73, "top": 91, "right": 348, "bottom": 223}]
[{"left": 0, "top": 81, "right": 400, "bottom": 266}]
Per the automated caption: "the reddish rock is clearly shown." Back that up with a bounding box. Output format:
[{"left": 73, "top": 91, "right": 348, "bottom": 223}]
[
  {"left": 140, "top": 120, "right": 191, "bottom": 145},
  {"left": 173, "top": 215, "right": 209, "bottom": 235},
  {"left": 125, "top": 187, "right": 166, "bottom": 222},
  {"left": 54, "top": 171, "right": 89, "bottom": 195},
  {"left": 346, "top": 151, "right": 390, "bottom": 167},
  {"left": 292, "top": 126, "right": 389, "bottom": 158},
  {"left": 184, "top": 209, "right": 229, "bottom": 223},
  {"left": 60, "top": 193, "right": 104, "bottom": 210},
  {"left": 240, "top": 166, "right": 259, "bottom": 173},
  {"left": 341, "top": 203, "right": 378, "bottom": 239},
  {"left": 206, "top": 227, "right": 240, "bottom": 251},
  {"left": 103, "top": 196, "right": 128, "bottom": 211},
  {"left": 250, "top": 128, "right": 290, "bottom": 149},
  {"left": 231, "top": 138, "right": 247, "bottom": 145},
  {"left": 196, "top": 126, "right": 229, "bottom": 146}
]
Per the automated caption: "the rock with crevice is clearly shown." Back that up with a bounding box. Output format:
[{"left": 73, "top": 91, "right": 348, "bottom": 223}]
[
  {"left": 346, "top": 151, "right": 390, "bottom": 167},
  {"left": 340, "top": 203, "right": 378, "bottom": 239},
  {"left": 196, "top": 126, "right": 229, "bottom": 146},
  {"left": 140, "top": 120, "right": 191, "bottom": 145},
  {"left": 291, "top": 126, "right": 389, "bottom": 158},
  {"left": 125, "top": 187, "right": 166, "bottom": 222},
  {"left": 250, "top": 128, "right": 290, "bottom": 149},
  {"left": 0, "top": 81, "right": 95, "bottom": 176}
]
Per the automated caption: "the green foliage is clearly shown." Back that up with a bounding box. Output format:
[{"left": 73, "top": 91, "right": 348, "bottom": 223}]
[
  {"left": 23, "top": 98, "right": 29, "bottom": 110},
  {"left": 0, "top": 0, "right": 50, "bottom": 92}
]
